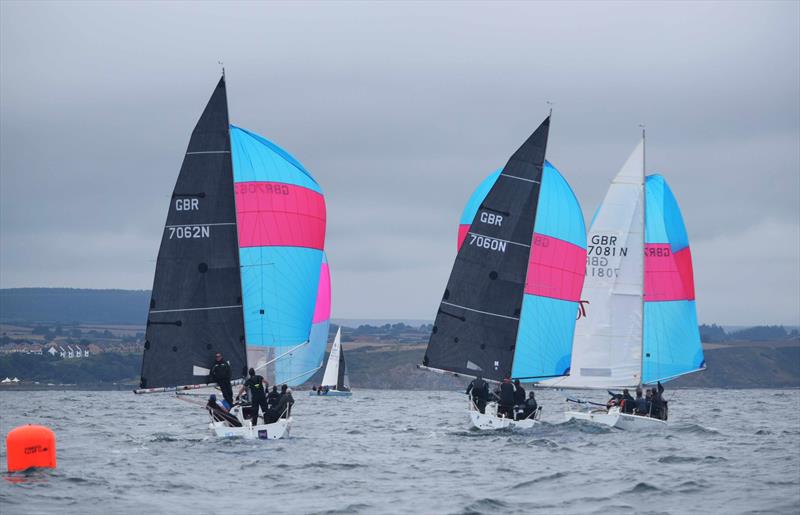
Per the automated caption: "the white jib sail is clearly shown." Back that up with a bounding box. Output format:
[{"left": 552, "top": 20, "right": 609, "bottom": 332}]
[
  {"left": 320, "top": 327, "right": 341, "bottom": 387},
  {"left": 543, "top": 141, "right": 644, "bottom": 388}
]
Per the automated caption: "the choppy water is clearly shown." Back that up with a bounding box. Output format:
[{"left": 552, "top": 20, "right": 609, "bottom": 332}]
[{"left": 1, "top": 389, "right": 798, "bottom": 514}]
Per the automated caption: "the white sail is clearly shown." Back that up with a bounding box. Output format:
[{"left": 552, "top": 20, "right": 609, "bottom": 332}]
[
  {"left": 320, "top": 327, "right": 341, "bottom": 387},
  {"left": 543, "top": 141, "right": 644, "bottom": 388}
]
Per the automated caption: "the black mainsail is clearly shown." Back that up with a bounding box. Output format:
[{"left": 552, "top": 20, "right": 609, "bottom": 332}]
[
  {"left": 139, "top": 77, "right": 247, "bottom": 390},
  {"left": 422, "top": 117, "right": 550, "bottom": 382}
]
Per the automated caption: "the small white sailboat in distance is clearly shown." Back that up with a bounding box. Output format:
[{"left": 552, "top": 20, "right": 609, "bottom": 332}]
[
  {"left": 310, "top": 327, "right": 352, "bottom": 397},
  {"left": 541, "top": 131, "right": 704, "bottom": 429}
]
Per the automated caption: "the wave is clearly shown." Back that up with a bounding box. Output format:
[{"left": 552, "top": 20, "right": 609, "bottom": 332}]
[
  {"left": 512, "top": 471, "right": 568, "bottom": 489},
  {"left": 673, "top": 423, "right": 720, "bottom": 435},
  {"left": 621, "top": 482, "right": 661, "bottom": 495},
  {"left": 657, "top": 455, "right": 727, "bottom": 464},
  {"left": 300, "top": 461, "right": 365, "bottom": 471}
]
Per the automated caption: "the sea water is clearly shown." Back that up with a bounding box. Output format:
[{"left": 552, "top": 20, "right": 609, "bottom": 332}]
[{"left": 0, "top": 389, "right": 798, "bottom": 514}]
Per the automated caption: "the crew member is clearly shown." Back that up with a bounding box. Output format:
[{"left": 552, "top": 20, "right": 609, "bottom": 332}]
[
  {"left": 267, "top": 385, "right": 280, "bottom": 409},
  {"left": 497, "top": 378, "right": 516, "bottom": 419},
  {"left": 237, "top": 368, "right": 269, "bottom": 426},
  {"left": 620, "top": 388, "right": 634, "bottom": 414},
  {"left": 466, "top": 375, "right": 489, "bottom": 414},
  {"left": 521, "top": 391, "right": 538, "bottom": 420},
  {"left": 210, "top": 352, "right": 234, "bottom": 406},
  {"left": 513, "top": 379, "right": 526, "bottom": 420}
]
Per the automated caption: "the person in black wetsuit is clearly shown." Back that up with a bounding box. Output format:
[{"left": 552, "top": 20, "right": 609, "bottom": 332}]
[
  {"left": 521, "top": 391, "right": 538, "bottom": 420},
  {"left": 466, "top": 375, "right": 490, "bottom": 414},
  {"left": 650, "top": 382, "right": 666, "bottom": 420},
  {"left": 237, "top": 368, "right": 269, "bottom": 426},
  {"left": 497, "top": 378, "right": 516, "bottom": 419},
  {"left": 210, "top": 352, "right": 234, "bottom": 407},
  {"left": 634, "top": 388, "right": 647, "bottom": 415},
  {"left": 513, "top": 379, "right": 526, "bottom": 420},
  {"left": 620, "top": 388, "right": 635, "bottom": 414},
  {"left": 267, "top": 385, "right": 280, "bottom": 410}
]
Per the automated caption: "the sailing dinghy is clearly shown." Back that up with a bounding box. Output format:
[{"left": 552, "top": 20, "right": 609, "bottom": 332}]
[
  {"left": 135, "top": 75, "right": 328, "bottom": 440},
  {"left": 311, "top": 327, "right": 352, "bottom": 396},
  {"left": 540, "top": 133, "right": 704, "bottom": 429},
  {"left": 419, "top": 116, "right": 587, "bottom": 430}
]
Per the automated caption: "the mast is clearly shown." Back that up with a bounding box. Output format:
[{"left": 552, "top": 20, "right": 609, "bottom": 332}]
[{"left": 640, "top": 125, "right": 646, "bottom": 387}]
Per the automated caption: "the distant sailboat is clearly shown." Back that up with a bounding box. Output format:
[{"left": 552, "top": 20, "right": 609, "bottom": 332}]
[
  {"left": 135, "top": 75, "right": 327, "bottom": 439},
  {"left": 419, "top": 117, "right": 587, "bottom": 429},
  {"left": 312, "top": 327, "right": 352, "bottom": 396},
  {"left": 541, "top": 132, "right": 704, "bottom": 429}
]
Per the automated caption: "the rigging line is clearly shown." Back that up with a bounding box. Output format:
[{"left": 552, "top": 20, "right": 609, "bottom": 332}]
[
  {"left": 186, "top": 150, "right": 231, "bottom": 155},
  {"left": 440, "top": 301, "right": 519, "bottom": 321},
  {"left": 466, "top": 231, "right": 531, "bottom": 248},
  {"left": 253, "top": 340, "right": 310, "bottom": 374}
]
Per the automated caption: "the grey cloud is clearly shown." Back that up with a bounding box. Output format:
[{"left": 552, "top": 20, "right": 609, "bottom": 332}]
[{"left": 1, "top": 1, "right": 798, "bottom": 324}]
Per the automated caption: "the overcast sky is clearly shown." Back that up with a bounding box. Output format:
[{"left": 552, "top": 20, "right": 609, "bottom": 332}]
[{"left": 1, "top": 1, "right": 798, "bottom": 325}]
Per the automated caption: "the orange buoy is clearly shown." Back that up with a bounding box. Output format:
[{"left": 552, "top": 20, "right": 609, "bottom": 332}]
[{"left": 6, "top": 424, "right": 56, "bottom": 472}]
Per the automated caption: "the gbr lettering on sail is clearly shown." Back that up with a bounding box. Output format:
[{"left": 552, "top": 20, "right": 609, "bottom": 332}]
[
  {"left": 168, "top": 198, "right": 210, "bottom": 239},
  {"left": 468, "top": 211, "right": 507, "bottom": 252}
]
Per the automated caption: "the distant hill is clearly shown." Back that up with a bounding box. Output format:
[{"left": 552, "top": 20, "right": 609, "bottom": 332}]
[
  {"left": 2, "top": 340, "right": 796, "bottom": 389},
  {"left": 0, "top": 288, "right": 150, "bottom": 325}
]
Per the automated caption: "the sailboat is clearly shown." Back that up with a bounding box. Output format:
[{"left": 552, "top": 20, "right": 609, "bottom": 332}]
[
  {"left": 310, "top": 327, "right": 352, "bottom": 396},
  {"left": 135, "top": 75, "right": 327, "bottom": 439},
  {"left": 541, "top": 132, "right": 704, "bottom": 429},
  {"left": 419, "top": 116, "right": 587, "bottom": 430}
]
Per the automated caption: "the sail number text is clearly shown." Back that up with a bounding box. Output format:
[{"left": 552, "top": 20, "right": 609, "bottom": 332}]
[
  {"left": 469, "top": 234, "right": 507, "bottom": 253},
  {"left": 168, "top": 225, "right": 210, "bottom": 239},
  {"left": 175, "top": 198, "right": 200, "bottom": 211}
]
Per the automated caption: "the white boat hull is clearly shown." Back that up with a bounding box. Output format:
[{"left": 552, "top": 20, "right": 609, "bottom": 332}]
[
  {"left": 468, "top": 401, "right": 540, "bottom": 430},
  {"left": 210, "top": 418, "right": 291, "bottom": 439},
  {"left": 208, "top": 404, "right": 291, "bottom": 439},
  {"left": 565, "top": 406, "right": 666, "bottom": 430}
]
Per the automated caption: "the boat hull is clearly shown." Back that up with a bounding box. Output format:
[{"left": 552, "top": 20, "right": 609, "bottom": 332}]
[
  {"left": 308, "top": 390, "right": 352, "bottom": 397},
  {"left": 468, "top": 401, "right": 540, "bottom": 430},
  {"left": 210, "top": 418, "right": 291, "bottom": 439},
  {"left": 565, "top": 407, "right": 666, "bottom": 430}
]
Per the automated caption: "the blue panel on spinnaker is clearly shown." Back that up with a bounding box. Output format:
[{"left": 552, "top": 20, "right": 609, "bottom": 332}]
[
  {"left": 643, "top": 300, "right": 704, "bottom": 383},
  {"left": 230, "top": 125, "right": 321, "bottom": 193},
  {"left": 533, "top": 162, "right": 587, "bottom": 248},
  {"left": 645, "top": 175, "right": 689, "bottom": 250},
  {"left": 276, "top": 319, "right": 329, "bottom": 386},
  {"left": 239, "top": 246, "right": 322, "bottom": 348},
  {"left": 511, "top": 295, "right": 576, "bottom": 380},
  {"left": 459, "top": 169, "right": 501, "bottom": 225}
]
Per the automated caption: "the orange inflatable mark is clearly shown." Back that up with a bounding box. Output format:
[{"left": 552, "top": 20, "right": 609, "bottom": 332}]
[{"left": 6, "top": 425, "right": 57, "bottom": 472}]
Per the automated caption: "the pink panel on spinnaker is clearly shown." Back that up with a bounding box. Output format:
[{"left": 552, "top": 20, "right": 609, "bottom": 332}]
[
  {"left": 235, "top": 182, "right": 326, "bottom": 249},
  {"left": 525, "top": 233, "right": 587, "bottom": 301},
  {"left": 644, "top": 245, "right": 695, "bottom": 301},
  {"left": 312, "top": 262, "right": 331, "bottom": 323},
  {"left": 457, "top": 225, "right": 470, "bottom": 251}
]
